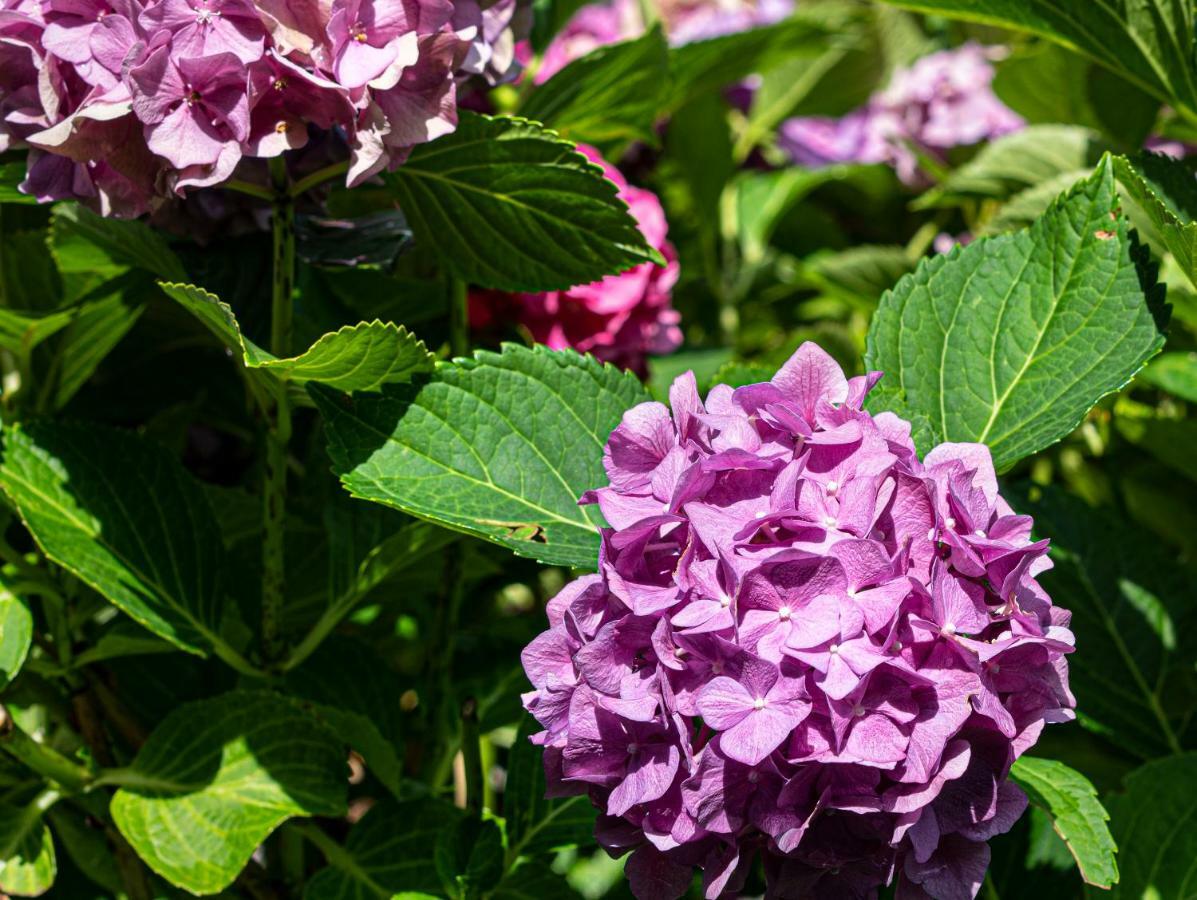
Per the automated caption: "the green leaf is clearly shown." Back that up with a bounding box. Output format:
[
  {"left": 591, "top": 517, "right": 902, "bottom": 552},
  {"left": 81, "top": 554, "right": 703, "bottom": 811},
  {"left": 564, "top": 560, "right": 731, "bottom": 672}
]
[
  {"left": 529, "top": 0, "right": 588, "bottom": 52},
  {"left": 1010, "top": 757, "right": 1119, "bottom": 888},
  {"left": 435, "top": 817, "right": 503, "bottom": 899},
  {"left": 71, "top": 620, "right": 176, "bottom": 668},
  {"left": 0, "top": 577, "right": 32, "bottom": 690},
  {"left": 0, "top": 421, "right": 234, "bottom": 659},
  {"left": 111, "top": 691, "right": 347, "bottom": 895},
  {"left": 0, "top": 793, "right": 57, "bottom": 897},
  {"left": 386, "top": 112, "right": 662, "bottom": 293},
  {"left": 1012, "top": 486, "right": 1195, "bottom": 760},
  {"left": 42, "top": 286, "right": 146, "bottom": 409},
  {"left": 283, "top": 637, "right": 405, "bottom": 798},
  {"left": 1115, "top": 398, "right": 1197, "bottom": 484},
  {"left": 520, "top": 28, "right": 669, "bottom": 152},
  {"left": 1102, "top": 754, "right": 1197, "bottom": 899},
  {"left": 733, "top": 166, "right": 851, "bottom": 263},
  {"left": 158, "top": 282, "right": 273, "bottom": 366},
  {"left": 981, "top": 169, "right": 1094, "bottom": 235},
  {"left": 915, "top": 125, "right": 1109, "bottom": 209},
  {"left": 709, "top": 360, "right": 776, "bottom": 390},
  {"left": 875, "top": 0, "right": 1197, "bottom": 120},
  {"left": 665, "top": 13, "right": 834, "bottom": 112},
  {"left": 0, "top": 308, "right": 77, "bottom": 359},
  {"left": 0, "top": 231, "right": 63, "bottom": 311},
  {"left": 506, "top": 715, "right": 597, "bottom": 860},
  {"left": 993, "top": 42, "right": 1159, "bottom": 148},
  {"left": 303, "top": 799, "right": 461, "bottom": 900},
  {"left": 256, "top": 321, "right": 434, "bottom": 392},
  {"left": 1112, "top": 150, "right": 1197, "bottom": 291},
  {"left": 0, "top": 162, "right": 36, "bottom": 205},
  {"left": 802, "top": 244, "right": 914, "bottom": 305},
  {"left": 49, "top": 204, "right": 186, "bottom": 282},
  {"left": 865, "top": 159, "right": 1169, "bottom": 470},
  {"left": 1137, "top": 350, "right": 1197, "bottom": 401},
  {"left": 161, "top": 283, "right": 433, "bottom": 392},
  {"left": 312, "top": 344, "right": 650, "bottom": 568},
  {"left": 46, "top": 806, "right": 122, "bottom": 896}
]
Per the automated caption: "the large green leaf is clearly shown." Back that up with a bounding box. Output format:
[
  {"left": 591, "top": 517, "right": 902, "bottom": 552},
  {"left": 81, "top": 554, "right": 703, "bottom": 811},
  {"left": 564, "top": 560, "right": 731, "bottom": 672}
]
[
  {"left": 42, "top": 285, "right": 146, "bottom": 409},
  {"left": 506, "top": 715, "right": 597, "bottom": 860},
  {"left": 865, "top": 160, "right": 1168, "bottom": 469},
  {"left": 1010, "top": 757, "right": 1118, "bottom": 888},
  {"left": 0, "top": 577, "right": 32, "bottom": 690},
  {"left": 0, "top": 422, "right": 235, "bottom": 660},
  {"left": 160, "top": 283, "right": 433, "bottom": 391},
  {"left": 520, "top": 28, "right": 669, "bottom": 152},
  {"left": 1013, "top": 486, "right": 1197, "bottom": 759},
  {"left": 0, "top": 793, "right": 57, "bottom": 897},
  {"left": 1102, "top": 754, "right": 1197, "bottom": 899},
  {"left": 494, "top": 862, "right": 583, "bottom": 900},
  {"left": 303, "top": 799, "right": 461, "bottom": 900},
  {"left": 111, "top": 691, "right": 347, "bottom": 895},
  {"left": 312, "top": 344, "right": 650, "bottom": 568},
  {"left": 1113, "top": 150, "right": 1197, "bottom": 291},
  {"left": 0, "top": 162, "right": 36, "bottom": 205},
  {"left": 875, "top": 0, "right": 1197, "bottom": 120},
  {"left": 386, "top": 112, "right": 663, "bottom": 293},
  {"left": 49, "top": 204, "right": 186, "bottom": 282}
]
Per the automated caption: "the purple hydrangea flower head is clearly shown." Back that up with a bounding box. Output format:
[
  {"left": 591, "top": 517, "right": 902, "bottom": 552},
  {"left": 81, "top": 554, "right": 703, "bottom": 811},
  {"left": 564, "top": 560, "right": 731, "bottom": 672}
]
[
  {"left": 521, "top": 342, "right": 1074, "bottom": 899},
  {"left": 7, "top": 0, "right": 529, "bottom": 215},
  {"left": 781, "top": 43, "right": 1023, "bottom": 184}
]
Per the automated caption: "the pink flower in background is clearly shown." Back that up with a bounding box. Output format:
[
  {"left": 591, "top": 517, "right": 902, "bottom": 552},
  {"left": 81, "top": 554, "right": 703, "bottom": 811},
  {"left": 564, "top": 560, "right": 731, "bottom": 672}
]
[
  {"left": 4, "top": 0, "right": 528, "bottom": 215},
  {"left": 535, "top": 0, "right": 638, "bottom": 82},
  {"left": 471, "top": 144, "right": 681, "bottom": 375},
  {"left": 521, "top": 343, "right": 1075, "bottom": 899},
  {"left": 782, "top": 43, "right": 1023, "bottom": 184}
]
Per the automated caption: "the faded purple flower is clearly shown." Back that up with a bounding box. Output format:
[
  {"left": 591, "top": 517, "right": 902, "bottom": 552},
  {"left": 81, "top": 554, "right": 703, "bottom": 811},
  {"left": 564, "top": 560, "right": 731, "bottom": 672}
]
[{"left": 521, "top": 342, "right": 1075, "bottom": 899}]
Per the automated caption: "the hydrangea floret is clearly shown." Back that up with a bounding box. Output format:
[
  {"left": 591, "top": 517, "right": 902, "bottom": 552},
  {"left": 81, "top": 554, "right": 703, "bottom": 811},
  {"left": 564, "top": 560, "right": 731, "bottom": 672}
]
[
  {"left": 470, "top": 144, "right": 681, "bottom": 375},
  {"left": 781, "top": 43, "right": 1022, "bottom": 184},
  {"left": 1, "top": 0, "right": 527, "bottom": 215},
  {"left": 521, "top": 342, "right": 1075, "bottom": 899}
]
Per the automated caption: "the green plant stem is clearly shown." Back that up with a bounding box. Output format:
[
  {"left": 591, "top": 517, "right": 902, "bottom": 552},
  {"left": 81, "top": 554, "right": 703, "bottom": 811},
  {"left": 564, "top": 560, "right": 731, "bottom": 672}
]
[
  {"left": 460, "top": 698, "right": 483, "bottom": 816},
  {"left": 449, "top": 276, "right": 469, "bottom": 358},
  {"left": 261, "top": 158, "right": 295, "bottom": 663},
  {"left": 0, "top": 706, "right": 93, "bottom": 792},
  {"left": 290, "top": 161, "right": 351, "bottom": 198},
  {"left": 278, "top": 826, "right": 306, "bottom": 893},
  {"left": 223, "top": 179, "right": 275, "bottom": 202}
]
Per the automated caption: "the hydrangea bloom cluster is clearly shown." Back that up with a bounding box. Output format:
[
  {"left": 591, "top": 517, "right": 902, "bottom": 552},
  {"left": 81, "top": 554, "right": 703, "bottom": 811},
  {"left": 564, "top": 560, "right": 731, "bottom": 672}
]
[
  {"left": 470, "top": 144, "right": 680, "bottom": 375},
  {"left": 781, "top": 43, "right": 1023, "bottom": 184},
  {"left": 1, "top": 0, "right": 526, "bottom": 216},
  {"left": 536, "top": 0, "right": 791, "bottom": 80},
  {"left": 521, "top": 343, "right": 1075, "bottom": 899}
]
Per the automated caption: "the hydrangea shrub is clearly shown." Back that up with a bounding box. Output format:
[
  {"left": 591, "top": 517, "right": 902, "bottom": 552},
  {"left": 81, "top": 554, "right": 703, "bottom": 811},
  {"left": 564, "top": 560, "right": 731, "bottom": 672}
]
[{"left": 0, "top": 1, "right": 1192, "bottom": 899}]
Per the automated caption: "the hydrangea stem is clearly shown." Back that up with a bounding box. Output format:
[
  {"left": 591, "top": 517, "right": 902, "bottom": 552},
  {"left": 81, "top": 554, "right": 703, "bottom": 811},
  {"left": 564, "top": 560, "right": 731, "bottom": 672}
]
[
  {"left": 261, "top": 158, "right": 295, "bottom": 662},
  {"left": 460, "top": 697, "right": 483, "bottom": 816},
  {"left": 449, "top": 276, "right": 469, "bottom": 358},
  {"left": 0, "top": 705, "right": 92, "bottom": 792}
]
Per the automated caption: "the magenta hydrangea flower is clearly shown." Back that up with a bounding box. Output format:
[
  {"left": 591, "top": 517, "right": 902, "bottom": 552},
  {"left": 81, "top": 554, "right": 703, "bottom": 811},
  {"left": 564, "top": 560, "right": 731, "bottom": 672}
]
[
  {"left": 521, "top": 342, "right": 1074, "bottom": 899},
  {"left": 781, "top": 43, "right": 1023, "bottom": 184},
  {"left": 470, "top": 144, "right": 681, "bottom": 375},
  {"left": 4, "top": 0, "right": 528, "bottom": 215}
]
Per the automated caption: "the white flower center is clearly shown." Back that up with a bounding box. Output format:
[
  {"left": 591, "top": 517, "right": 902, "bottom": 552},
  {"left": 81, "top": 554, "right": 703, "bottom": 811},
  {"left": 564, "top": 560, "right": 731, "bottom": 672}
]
[
  {"left": 711, "top": 661, "right": 723, "bottom": 675},
  {"left": 626, "top": 743, "right": 638, "bottom": 755},
  {"left": 719, "top": 595, "right": 731, "bottom": 608},
  {"left": 826, "top": 480, "right": 839, "bottom": 496},
  {"left": 752, "top": 697, "right": 767, "bottom": 710},
  {"left": 852, "top": 704, "right": 866, "bottom": 717},
  {"left": 946, "top": 517, "right": 956, "bottom": 529},
  {"left": 942, "top": 622, "right": 956, "bottom": 635},
  {"left": 778, "top": 606, "right": 792, "bottom": 621},
  {"left": 823, "top": 515, "right": 837, "bottom": 529},
  {"left": 829, "top": 643, "right": 840, "bottom": 655},
  {"left": 975, "top": 528, "right": 986, "bottom": 537},
  {"left": 927, "top": 527, "right": 937, "bottom": 541}
]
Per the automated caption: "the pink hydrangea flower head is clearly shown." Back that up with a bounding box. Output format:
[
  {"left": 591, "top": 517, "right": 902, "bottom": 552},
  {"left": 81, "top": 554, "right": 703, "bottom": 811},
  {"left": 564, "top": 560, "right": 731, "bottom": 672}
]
[
  {"left": 8, "top": 0, "right": 528, "bottom": 212},
  {"left": 535, "top": 0, "right": 639, "bottom": 82},
  {"left": 782, "top": 43, "right": 1023, "bottom": 184},
  {"left": 521, "top": 342, "right": 1074, "bottom": 899},
  {"left": 470, "top": 144, "right": 681, "bottom": 375}
]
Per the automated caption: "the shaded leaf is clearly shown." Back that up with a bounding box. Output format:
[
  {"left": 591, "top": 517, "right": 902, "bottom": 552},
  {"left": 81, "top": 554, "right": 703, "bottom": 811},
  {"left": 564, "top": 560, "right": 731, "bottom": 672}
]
[
  {"left": 49, "top": 204, "right": 186, "bottom": 282},
  {"left": 1102, "top": 753, "right": 1197, "bottom": 899},
  {"left": 0, "top": 422, "right": 236, "bottom": 660},
  {"left": 506, "top": 715, "right": 597, "bottom": 859},
  {"left": 0, "top": 577, "right": 32, "bottom": 689},
  {"left": 1113, "top": 150, "right": 1197, "bottom": 291},
  {"left": 0, "top": 792, "right": 57, "bottom": 897},
  {"left": 303, "top": 799, "right": 461, "bottom": 899},
  {"left": 111, "top": 691, "right": 347, "bottom": 895},
  {"left": 312, "top": 344, "right": 650, "bottom": 568},
  {"left": 1137, "top": 350, "right": 1197, "bottom": 402}
]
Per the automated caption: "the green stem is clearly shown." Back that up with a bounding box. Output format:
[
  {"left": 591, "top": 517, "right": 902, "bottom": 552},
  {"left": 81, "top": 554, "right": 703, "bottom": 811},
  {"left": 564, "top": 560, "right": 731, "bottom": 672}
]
[
  {"left": 460, "top": 698, "right": 483, "bottom": 816},
  {"left": 0, "top": 706, "right": 93, "bottom": 792},
  {"left": 223, "top": 179, "right": 275, "bottom": 202},
  {"left": 261, "top": 158, "right": 296, "bottom": 663},
  {"left": 449, "top": 276, "right": 469, "bottom": 358},
  {"left": 290, "top": 161, "right": 351, "bottom": 198}
]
